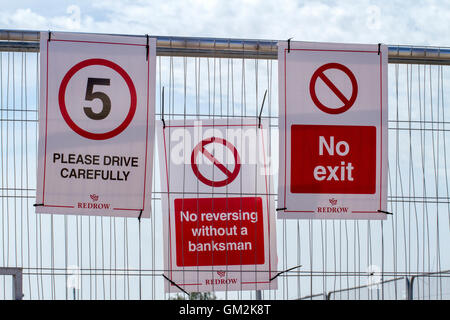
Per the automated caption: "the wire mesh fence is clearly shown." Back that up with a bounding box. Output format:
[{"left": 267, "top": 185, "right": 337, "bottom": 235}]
[{"left": 0, "top": 32, "right": 450, "bottom": 300}]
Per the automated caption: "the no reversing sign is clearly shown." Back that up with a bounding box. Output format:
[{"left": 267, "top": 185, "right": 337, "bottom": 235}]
[
  {"left": 278, "top": 41, "right": 388, "bottom": 220},
  {"left": 36, "top": 32, "right": 156, "bottom": 218},
  {"left": 157, "top": 118, "right": 278, "bottom": 293}
]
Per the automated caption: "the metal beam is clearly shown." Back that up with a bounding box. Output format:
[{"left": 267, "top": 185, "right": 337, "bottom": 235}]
[
  {"left": 388, "top": 45, "right": 450, "bottom": 65},
  {"left": 1, "top": 29, "right": 450, "bottom": 65}
]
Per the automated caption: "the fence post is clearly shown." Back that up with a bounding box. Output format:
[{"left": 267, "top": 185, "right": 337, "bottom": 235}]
[{"left": 405, "top": 277, "right": 414, "bottom": 300}]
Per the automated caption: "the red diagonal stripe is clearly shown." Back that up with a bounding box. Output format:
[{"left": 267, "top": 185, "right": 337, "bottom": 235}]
[
  {"left": 201, "top": 147, "right": 233, "bottom": 177},
  {"left": 318, "top": 72, "right": 350, "bottom": 105}
]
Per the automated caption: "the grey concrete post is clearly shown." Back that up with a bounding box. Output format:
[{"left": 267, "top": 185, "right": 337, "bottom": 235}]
[{"left": 0, "top": 267, "right": 23, "bottom": 300}]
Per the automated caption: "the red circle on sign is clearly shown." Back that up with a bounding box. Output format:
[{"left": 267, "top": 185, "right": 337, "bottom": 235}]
[
  {"left": 309, "top": 62, "right": 358, "bottom": 115},
  {"left": 191, "top": 137, "right": 241, "bottom": 187},
  {"left": 58, "top": 58, "right": 137, "bottom": 140}
]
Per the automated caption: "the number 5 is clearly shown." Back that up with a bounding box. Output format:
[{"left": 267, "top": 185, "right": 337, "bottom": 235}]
[{"left": 84, "top": 78, "right": 111, "bottom": 120}]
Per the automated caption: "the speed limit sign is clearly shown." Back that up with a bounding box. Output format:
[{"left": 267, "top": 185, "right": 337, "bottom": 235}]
[{"left": 36, "top": 32, "right": 156, "bottom": 218}]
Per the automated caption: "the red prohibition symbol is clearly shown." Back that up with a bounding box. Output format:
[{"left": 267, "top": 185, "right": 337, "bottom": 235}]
[
  {"left": 191, "top": 137, "right": 241, "bottom": 187},
  {"left": 309, "top": 62, "right": 358, "bottom": 115},
  {"left": 58, "top": 58, "right": 137, "bottom": 140}
]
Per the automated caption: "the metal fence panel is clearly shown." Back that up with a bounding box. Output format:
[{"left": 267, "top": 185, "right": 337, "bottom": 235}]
[{"left": 0, "top": 32, "right": 450, "bottom": 300}]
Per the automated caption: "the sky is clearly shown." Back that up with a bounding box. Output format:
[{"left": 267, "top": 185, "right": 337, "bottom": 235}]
[{"left": 0, "top": 0, "right": 450, "bottom": 47}]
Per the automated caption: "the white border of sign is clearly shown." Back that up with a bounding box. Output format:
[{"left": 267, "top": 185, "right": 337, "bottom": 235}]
[
  {"left": 36, "top": 32, "right": 156, "bottom": 218},
  {"left": 277, "top": 41, "right": 388, "bottom": 220}
]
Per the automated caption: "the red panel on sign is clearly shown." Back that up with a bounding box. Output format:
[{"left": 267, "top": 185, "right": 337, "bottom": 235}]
[
  {"left": 174, "top": 197, "right": 265, "bottom": 267},
  {"left": 290, "top": 125, "right": 376, "bottom": 194}
]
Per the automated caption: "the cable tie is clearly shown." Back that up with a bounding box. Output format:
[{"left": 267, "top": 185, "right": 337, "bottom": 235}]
[
  {"left": 146, "top": 34, "right": 149, "bottom": 61},
  {"left": 287, "top": 37, "right": 293, "bottom": 53},
  {"left": 162, "top": 274, "right": 190, "bottom": 297},
  {"left": 258, "top": 89, "right": 268, "bottom": 128},
  {"left": 270, "top": 265, "right": 302, "bottom": 282},
  {"left": 161, "top": 87, "right": 166, "bottom": 129}
]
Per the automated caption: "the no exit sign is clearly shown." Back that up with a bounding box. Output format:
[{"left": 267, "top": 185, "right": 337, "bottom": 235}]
[
  {"left": 277, "top": 41, "right": 388, "bottom": 220},
  {"left": 291, "top": 125, "right": 376, "bottom": 194}
]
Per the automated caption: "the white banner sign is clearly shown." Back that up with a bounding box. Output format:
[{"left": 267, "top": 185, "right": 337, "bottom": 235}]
[
  {"left": 36, "top": 32, "right": 156, "bottom": 218},
  {"left": 278, "top": 41, "right": 388, "bottom": 220},
  {"left": 157, "top": 119, "right": 278, "bottom": 293}
]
